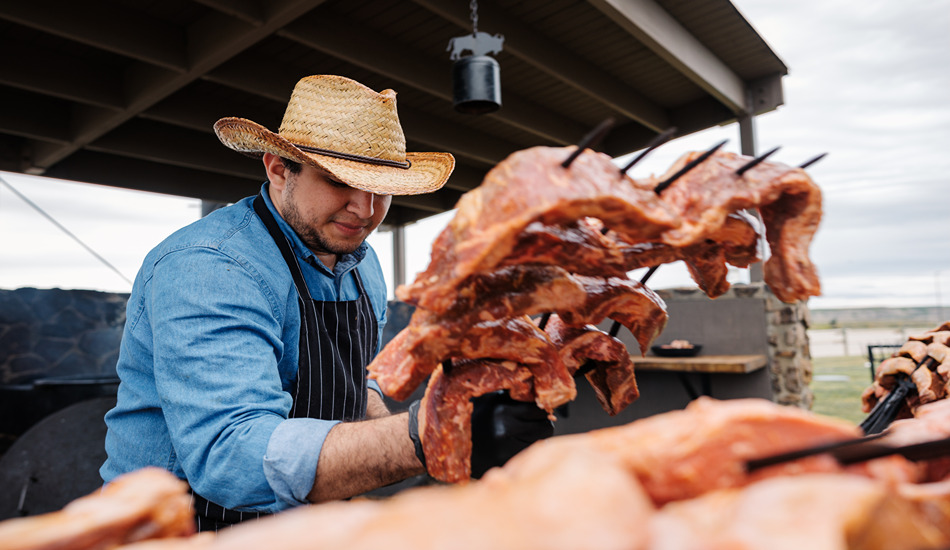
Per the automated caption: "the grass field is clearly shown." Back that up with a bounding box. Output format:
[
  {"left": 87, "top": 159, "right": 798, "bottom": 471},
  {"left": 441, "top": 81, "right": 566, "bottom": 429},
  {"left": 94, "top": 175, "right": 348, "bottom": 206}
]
[{"left": 810, "top": 355, "right": 876, "bottom": 425}]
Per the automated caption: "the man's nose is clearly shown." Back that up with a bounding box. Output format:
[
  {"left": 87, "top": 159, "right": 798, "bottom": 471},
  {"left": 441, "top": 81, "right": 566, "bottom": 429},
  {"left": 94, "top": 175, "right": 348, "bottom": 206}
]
[{"left": 347, "top": 189, "right": 375, "bottom": 219}]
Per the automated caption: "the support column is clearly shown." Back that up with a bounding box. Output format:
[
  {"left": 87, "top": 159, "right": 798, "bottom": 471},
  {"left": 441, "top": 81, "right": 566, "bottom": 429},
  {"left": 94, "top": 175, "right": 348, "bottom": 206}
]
[
  {"left": 392, "top": 225, "right": 406, "bottom": 289},
  {"left": 738, "top": 113, "right": 764, "bottom": 283}
]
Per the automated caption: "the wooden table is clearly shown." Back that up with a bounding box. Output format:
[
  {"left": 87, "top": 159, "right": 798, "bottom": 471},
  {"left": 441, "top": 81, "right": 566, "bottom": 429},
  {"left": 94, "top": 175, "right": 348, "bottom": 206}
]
[{"left": 630, "top": 354, "right": 768, "bottom": 399}]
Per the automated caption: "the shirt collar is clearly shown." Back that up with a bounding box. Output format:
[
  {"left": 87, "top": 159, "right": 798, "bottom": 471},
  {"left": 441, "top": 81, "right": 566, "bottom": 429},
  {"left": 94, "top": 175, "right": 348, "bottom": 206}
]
[{"left": 259, "top": 183, "right": 368, "bottom": 277}]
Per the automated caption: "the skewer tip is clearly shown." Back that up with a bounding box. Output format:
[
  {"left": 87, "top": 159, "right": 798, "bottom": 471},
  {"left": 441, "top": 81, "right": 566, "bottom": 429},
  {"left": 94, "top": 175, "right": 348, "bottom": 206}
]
[
  {"left": 619, "top": 126, "right": 679, "bottom": 175},
  {"left": 799, "top": 152, "right": 828, "bottom": 169},
  {"left": 562, "top": 117, "right": 616, "bottom": 169},
  {"left": 735, "top": 146, "right": 781, "bottom": 176}
]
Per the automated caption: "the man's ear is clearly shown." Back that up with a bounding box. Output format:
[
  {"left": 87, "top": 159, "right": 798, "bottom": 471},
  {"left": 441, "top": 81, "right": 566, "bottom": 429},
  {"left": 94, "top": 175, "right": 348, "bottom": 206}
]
[{"left": 262, "top": 153, "right": 288, "bottom": 191}]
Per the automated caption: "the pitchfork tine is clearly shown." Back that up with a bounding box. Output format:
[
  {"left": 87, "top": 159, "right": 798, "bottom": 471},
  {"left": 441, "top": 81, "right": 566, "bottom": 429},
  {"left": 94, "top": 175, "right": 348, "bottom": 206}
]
[
  {"left": 799, "top": 153, "right": 828, "bottom": 169},
  {"left": 653, "top": 139, "right": 728, "bottom": 195},
  {"left": 562, "top": 117, "right": 616, "bottom": 168},
  {"left": 619, "top": 127, "right": 678, "bottom": 175},
  {"left": 735, "top": 146, "right": 781, "bottom": 176}
]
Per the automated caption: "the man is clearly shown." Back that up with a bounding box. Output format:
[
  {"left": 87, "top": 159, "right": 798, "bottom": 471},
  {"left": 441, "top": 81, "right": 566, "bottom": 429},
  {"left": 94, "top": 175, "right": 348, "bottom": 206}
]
[{"left": 101, "top": 75, "right": 552, "bottom": 531}]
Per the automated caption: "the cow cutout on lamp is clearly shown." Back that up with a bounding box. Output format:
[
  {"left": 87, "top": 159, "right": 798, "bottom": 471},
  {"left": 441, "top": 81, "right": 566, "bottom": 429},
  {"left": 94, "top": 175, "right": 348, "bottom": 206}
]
[
  {"left": 447, "top": 0, "right": 504, "bottom": 115},
  {"left": 447, "top": 32, "right": 505, "bottom": 60}
]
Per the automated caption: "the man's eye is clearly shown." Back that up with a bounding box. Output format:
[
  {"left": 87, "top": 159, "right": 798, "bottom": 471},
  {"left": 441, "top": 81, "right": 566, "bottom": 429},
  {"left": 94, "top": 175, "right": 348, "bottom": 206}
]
[{"left": 329, "top": 179, "right": 349, "bottom": 188}]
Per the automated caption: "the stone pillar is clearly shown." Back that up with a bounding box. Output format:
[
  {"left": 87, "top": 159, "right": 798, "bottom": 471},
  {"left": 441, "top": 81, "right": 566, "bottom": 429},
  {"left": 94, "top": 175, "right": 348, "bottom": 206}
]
[{"left": 765, "top": 291, "right": 814, "bottom": 409}]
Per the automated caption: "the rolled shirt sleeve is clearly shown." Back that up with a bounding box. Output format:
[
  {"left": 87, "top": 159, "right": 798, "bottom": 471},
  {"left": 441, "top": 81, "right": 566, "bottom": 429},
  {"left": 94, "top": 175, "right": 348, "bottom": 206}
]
[{"left": 149, "top": 246, "right": 336, "bottom": 511}]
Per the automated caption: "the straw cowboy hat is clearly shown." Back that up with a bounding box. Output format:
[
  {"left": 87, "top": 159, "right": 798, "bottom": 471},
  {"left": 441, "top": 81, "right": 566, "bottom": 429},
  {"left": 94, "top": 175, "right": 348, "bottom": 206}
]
[{"left": 214, "top": 75, "right": 455, "bottom": 195}]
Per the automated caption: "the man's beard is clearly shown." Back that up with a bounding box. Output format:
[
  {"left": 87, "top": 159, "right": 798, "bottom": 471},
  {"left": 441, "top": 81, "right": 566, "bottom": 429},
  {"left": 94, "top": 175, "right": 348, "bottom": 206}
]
[{"left": 281, "top": 182, "right": 362, "bottom": 257}]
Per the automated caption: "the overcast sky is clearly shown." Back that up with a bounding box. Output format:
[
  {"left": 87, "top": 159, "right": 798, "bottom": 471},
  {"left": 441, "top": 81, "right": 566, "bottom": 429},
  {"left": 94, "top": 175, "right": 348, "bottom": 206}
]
[{"left": 1, "top": 0, "right": 948, "bottom": 311}]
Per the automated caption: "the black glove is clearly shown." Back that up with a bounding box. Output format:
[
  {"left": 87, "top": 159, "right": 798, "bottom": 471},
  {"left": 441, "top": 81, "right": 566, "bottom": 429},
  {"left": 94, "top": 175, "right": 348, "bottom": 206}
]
[
  {"left": 469, "top": 391, "right": 554, "bottom": 478},
  {"left": 407, "top": 400, "right": 427, "bottom": 470}
]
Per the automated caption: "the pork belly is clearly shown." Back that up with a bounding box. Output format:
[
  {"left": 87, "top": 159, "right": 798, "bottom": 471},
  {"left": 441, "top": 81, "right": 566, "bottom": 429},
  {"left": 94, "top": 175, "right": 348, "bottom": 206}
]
[
  {"left": 543, "top": 315, "right": 639, "bottom": 415},
  {"left": 397, "top": 146, "right": 680, "bottom": 312},
  {"left": 648, "top": 474, "right": 946, "bottom": 550},
  {"left": 0, "top": 468, "right": 194, "bottom": 550},
  {"left": 367, "top": 313, "right": 573, "bottom": 409},
  {"left": 656, "top": 150, "right": 822, "bottom": 302},
  {"left": 417, "top": 359, "right": 537, "bottom": 483}
]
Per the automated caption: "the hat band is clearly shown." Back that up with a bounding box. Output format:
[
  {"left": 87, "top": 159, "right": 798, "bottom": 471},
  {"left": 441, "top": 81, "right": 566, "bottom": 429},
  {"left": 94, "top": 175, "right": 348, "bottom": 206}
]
[{"left": 294, "top": 143, "right": 411, "bottom": 170}]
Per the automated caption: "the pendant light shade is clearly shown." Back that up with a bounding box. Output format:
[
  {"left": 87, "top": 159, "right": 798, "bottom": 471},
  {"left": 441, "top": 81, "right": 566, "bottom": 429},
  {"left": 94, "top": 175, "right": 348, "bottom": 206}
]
[{"left": 452, "top": 55, "right": 501, "bottom": 114}]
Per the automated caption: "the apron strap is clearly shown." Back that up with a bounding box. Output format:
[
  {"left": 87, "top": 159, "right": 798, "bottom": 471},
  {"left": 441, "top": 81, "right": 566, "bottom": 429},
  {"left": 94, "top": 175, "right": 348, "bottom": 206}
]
[{"left": 253, "top": 193, "right": 312, "bottom": 301}]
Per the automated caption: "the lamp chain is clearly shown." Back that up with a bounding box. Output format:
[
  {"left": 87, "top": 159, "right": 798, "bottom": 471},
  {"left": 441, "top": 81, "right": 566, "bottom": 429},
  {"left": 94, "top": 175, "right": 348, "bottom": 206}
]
[{"left": 470, "top": 0, "right": 478, "bottom": 35}]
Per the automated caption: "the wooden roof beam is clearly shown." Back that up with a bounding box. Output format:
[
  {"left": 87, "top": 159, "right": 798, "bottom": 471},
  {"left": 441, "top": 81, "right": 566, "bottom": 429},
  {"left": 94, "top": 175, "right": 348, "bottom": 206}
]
[
  {"left": 412, "top": 0, "right": 670, "bottom": 131},
  {"left": 278, "top": 11, "right": 586, "bottom": 146},
  {"left": 588, "top": 0, "right": 748, "bottom": 114},
  {"left": 20, "top": 0, "right": 329, "bottom": 172}
]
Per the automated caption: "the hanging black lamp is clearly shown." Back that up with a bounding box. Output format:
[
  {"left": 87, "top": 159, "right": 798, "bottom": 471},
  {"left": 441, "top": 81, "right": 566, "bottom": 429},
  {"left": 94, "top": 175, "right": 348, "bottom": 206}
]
[{"left": 447, "top": 0, "right": 504, "bottom": 114}]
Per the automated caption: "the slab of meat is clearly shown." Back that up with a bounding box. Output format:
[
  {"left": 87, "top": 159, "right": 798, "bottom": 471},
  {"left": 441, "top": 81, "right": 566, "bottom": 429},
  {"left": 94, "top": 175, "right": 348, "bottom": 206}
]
[
  {"left": 875, "top": 356, "right": 919, "bottom": 390},
  {"left": 0, "top": 467, "right": 195, "bottom": 550},
  {"left": 861, "top": 322, "right": 950, "bottom": 417},
  {"left": 543, "top": 315, "right": 639, "bottom": 415},
  {"left": 367, "top": 313, "right": 573, "bottom": 409},
  {"left": 417, "top": 359, "right": 537, "bottom": 483},
  {"left": 884, "top": 399, "right": 950, "bottom": 482},
  {"left": 397, "top": 146, "right": 680, "bottom": 312},
  {"left": 369, "top": 272, "right": 665, "bottom": 403},
  {"left": 200, "top": 434, "right": 655, "bottom": 550},
  {"left": 656, "top": 150, "right": 822, "bottom": 303},
  {"left": 647, "top": 474, "right": 947, "bottom": 550},
  {"left": 98, "top": 399, "right": 950, "bottom": 550},
  {"left": 496, "top": 219, "right": 633, "bottom": 278},
  {"left": 566, "top": 397, "right": 915, "bottom": 506}
]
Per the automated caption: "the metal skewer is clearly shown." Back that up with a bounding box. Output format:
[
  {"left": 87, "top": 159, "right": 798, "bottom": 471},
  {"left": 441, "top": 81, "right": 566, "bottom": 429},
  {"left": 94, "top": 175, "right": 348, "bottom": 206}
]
[
  {"left": 561, "top": 117, "right": 616, "bottom": 168},
  {"left": 619, "top": 127, "right": 678, "bottom": 175},
  {"left": 745, "top": 432, "right": 950, "bottom": 472},
  {"left": 735, "top": 146, "right": 781, "bottom": 176},
  {"left": 798, "top": 152, "right": 828, "bottom": 169},
  {"left": 860, "top": 355, "right": 938, "bottom": 435},
  {"left": 653, "top": 139, "right": 728, "bottom": 194}
]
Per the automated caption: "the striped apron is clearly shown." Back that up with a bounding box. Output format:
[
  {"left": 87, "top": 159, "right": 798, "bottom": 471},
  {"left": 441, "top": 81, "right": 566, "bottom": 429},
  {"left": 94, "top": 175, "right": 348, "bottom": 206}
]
[{"left": 191, "top": 193, "right": 378, "bottom": 531}]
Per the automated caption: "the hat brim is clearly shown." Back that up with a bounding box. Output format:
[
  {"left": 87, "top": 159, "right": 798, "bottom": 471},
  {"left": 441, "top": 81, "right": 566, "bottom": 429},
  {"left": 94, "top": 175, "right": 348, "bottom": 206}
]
[{"left": 214, "top": 117, "right": 455, "bottom": 196}]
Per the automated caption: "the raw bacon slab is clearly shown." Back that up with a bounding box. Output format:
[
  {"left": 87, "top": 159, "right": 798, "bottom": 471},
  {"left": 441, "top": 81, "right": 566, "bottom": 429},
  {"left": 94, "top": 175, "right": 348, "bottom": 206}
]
[
  {"left": 369, "top": 272, "right": 665, "bottom": 403},
  {"left": 544, "top": 315, "right": 639, "bottom": 415},
  {"left": 648, "top": 474, "right": 946, "bottom": 550},
  {"left": 418, "top": 359, "right": 537, "bottom": 483},
  {"left": 203, "top": 437, "right": 654, "bottom": 550},
  {"left": 0, "top": 468, "right": 194, "bottom": 550},
  {"left": 657, "top": 150, "right": 822, "bottom": 302},
  {"left": 367, "top": 313, "right": 573, "bottom": 408},
  {"left": 569, "top": 397, "right": 914, "bottom": 506},
  {"left": 397, "top": 146, "right": 680, "bottom": 312}
]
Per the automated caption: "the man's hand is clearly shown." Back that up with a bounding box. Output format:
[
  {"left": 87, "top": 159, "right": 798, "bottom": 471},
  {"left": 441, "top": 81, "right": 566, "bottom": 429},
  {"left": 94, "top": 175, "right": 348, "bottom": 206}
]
[{"left": 470, "top": 391, "right": 554, "bottom": 478}]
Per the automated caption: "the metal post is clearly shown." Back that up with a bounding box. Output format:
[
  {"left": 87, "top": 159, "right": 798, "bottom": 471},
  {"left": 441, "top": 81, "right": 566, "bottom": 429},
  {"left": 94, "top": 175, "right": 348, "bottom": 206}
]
[
  {"left": 738, "top": 113, "right": 764, "bottom": 283},
  {"left": 392, "top": 225, "right": 406, "bottom": 290}
]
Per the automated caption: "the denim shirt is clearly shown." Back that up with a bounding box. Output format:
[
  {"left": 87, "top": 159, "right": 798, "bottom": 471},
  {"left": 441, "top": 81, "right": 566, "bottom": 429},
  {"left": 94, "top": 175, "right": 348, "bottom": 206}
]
[{"left": 101, "top": 184, "right": 388, "bottom": 513}]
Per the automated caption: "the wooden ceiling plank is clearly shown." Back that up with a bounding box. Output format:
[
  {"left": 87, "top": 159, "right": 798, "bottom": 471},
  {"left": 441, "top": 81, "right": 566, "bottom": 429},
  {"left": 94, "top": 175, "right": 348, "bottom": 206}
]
[
  {"left": 278, "top": 12, "right": 586, "bottom": 145},
  {"left": 42, "top": 151, "right": 261, "bottom": 204},
  {"left": 27, "top": 0, "right": 331, "bottom": 172},
  {"left": 0, "top": 39, "right": 125, "bottom": 109},
  {"left": 412, "top": 0, "right": 670, "bottom": 131},
  {"left": 0, "top": 0, "right": 187, "bottom": 71},
  {"left": 588, "top": 0, "right": 748, "bottom": 114},
  {"left": 0, "top": 88, "right": 71, "bottom": 144},
  {"left": 87, "top": 119, "right": 262, "bottom": 180},
  {"left": 192, "top": 0, "right": 266, "bottom": 26}
]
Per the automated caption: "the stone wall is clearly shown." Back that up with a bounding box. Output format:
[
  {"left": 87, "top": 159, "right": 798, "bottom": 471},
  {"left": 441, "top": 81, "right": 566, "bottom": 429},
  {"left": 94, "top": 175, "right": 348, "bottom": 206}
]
[
  {"left": 0, "top": 288, "right": 127, "bottom": 385},
  {"left": 0, "top": 288, "right": 128, "bottom": 454}
]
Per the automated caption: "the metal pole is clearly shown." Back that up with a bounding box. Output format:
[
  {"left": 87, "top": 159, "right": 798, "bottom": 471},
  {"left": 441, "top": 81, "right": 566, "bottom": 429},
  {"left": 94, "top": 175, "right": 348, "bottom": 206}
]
[
  {"left": 738, "top": 113, "right": 764, "bottom": 283},
  {"left": 392, "top": 225, "right": 406, "bottom": 290}
]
